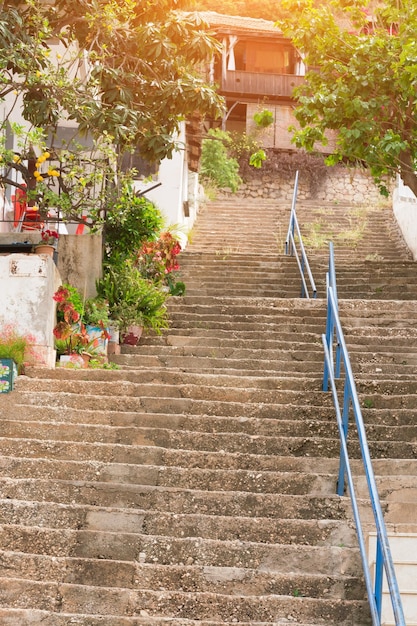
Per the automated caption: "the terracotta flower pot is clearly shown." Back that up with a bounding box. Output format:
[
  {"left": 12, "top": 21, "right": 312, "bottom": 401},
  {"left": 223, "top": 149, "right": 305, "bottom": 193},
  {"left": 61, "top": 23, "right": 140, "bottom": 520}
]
[
  {"left": 122, "top": 325, "right": 143, "bottom": 346},
  {"left": 34, "top": 244, "right": 55, "bottom": 257}
]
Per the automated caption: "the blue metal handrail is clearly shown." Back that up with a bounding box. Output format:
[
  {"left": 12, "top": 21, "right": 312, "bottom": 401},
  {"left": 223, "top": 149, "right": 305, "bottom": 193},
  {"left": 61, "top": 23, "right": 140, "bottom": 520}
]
[
  {"left": 285, "top": 171, "right": 317, "bottom": 298},
  {"left": 322, "top": 243, "right": 405, "bottom": 626}
]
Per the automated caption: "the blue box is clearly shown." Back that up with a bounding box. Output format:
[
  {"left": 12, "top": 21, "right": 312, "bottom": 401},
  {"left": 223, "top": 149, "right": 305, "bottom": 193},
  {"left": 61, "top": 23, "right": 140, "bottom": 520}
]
[{"left": 0, "top": 359, "right": 18, "bottom": 393}]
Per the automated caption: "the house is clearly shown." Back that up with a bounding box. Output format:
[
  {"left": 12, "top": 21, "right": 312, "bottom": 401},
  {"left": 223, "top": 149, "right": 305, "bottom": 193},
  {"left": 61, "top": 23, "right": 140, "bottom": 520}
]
[{"left": 200, "top": 11, "right": 307, "bottom": 151}]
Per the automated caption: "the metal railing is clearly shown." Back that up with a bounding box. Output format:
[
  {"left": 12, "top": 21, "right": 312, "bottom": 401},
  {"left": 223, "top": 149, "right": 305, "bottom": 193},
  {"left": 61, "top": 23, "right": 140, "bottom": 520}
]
[
  {"left": 285, "top": 171, "right": 317, "bottom": 298},
  {"left": 322, "top": 242, "right": 405, "bottom": 626}
]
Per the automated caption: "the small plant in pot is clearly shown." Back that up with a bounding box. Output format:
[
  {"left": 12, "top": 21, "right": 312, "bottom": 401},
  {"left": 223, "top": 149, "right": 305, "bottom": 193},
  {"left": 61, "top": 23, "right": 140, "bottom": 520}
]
[
  {"left": 96, "top": 260, "right": 170, "bottom": 345},
  {"left": 83, "top": 298, "right": 111, "bottom": 328},
  {"left": 136, "top": 230, "right": 186, "bottom": 296},
  {"left": 53, "top": 284, "right": 109, "bottom": 366},
  {"left": 34, "top": 228, "right": 59, "bottom": 257}
]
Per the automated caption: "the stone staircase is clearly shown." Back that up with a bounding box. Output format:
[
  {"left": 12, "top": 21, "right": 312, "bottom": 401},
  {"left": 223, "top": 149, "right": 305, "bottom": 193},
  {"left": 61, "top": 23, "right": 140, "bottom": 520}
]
[{"left": 0, "top": 196, "right": 416, "bottom": 624}]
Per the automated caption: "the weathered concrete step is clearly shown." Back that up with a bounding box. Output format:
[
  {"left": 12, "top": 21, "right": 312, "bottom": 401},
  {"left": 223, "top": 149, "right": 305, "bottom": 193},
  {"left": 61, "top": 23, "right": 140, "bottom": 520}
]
[
  {"left": 9, "top": 382, "right": 417, "bottom": 429},
  {"left": 6, "top": 386, "right": 415, "bottom": 442},
  {"left": 0, "top": 578, "right": 371, "bottom": 624},
  {"left": 167, "top": 297, "right": 327, "bottom": 314},
  {"left": 0, "top": 478, "right": 353, "bottom": 520},
  {"left": 136, "top": 334, "right": 417, "bottom": 357},
  {"left": 0, "top": 552, "right": 364, "bottom": 599},
  {"left": 0, "top": 456, "right": 339, "bottom": 495},
  {"left": 180, "top": 287, "right": 312, "bottom": 298},
  {"left": 6, "top": 394, "right": 417, "bottom": 429},
  {"left": 15, "top": 376, "right": 326, "bottom": 399},
  {"left": 167, "top": 296, "right": 417, "bottom": 323},
  {"left": 115, "top": 356, "right": 324, "bottom": 375},
  {"left": 20, "top": 369, "right": 324, "bottom": 392},
  {"left": 0, "top": 419, "right": 344, "bottom": 457},
  {"left": 356, "top": 379, "right": 417, "bottom": 395},
  {"left": 139, "top": 332, "right": 326, "bottom": 350},
  {"left": 182, "top": 287, "right": 417, "bottom": 301},
  {"left": 0, "top": 500, "right": 356, "bottom": 545},
  {"left": 8, "top": 388, "right": 338, "bottom": 417},
  {"left": 166, "top": 314, "right": 325, "bottom": 332},
  {"left": 166, "top": 312, "right": 325, "bottom": 330},
  {"left": 0, "top": 611, "right": 356, "bottom": 626},
  {"left": 0, "top": 436, "right": 342, "bottom": 472},
  {"left": 159, "top": 328, "right": 417, "bottom": 349},
  {"left": 180, "top": 267, "right": 416, "bottom": 282},
  {"left": 168, "top": 295, "right": 327, "bottom": 311},
  {"left": 356, "top": 473, "right": 417, "bottom": 501},
  {"left": 0, "top": 527, "right": 361, "bottom": 575},
  {"left": 0, "top": 417, "right": 413, "bottom": 460}
]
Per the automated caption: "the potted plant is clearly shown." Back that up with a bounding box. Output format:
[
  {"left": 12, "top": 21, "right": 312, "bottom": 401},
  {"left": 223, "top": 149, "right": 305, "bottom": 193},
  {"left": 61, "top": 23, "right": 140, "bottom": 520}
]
[
  {"left": 54, "top": 324, "right": 105, "bottom": 367},
  {"left": 96, "top": 260, "right": 169, "bottom": 345},
  {"left": 52, "top": 284, "right": 109, "bottom": 366},
  {"left": 83, "top": 297, "right": 111, "bottom": 355},
  {"left": 83, "top": 298, "right": 111, "bottom": 328},
  {"left": 135, "top": 229, "right": 186, "bottom": 295},
  {"left": 34, "top": 228, "right": 59, "bottom": 257}
]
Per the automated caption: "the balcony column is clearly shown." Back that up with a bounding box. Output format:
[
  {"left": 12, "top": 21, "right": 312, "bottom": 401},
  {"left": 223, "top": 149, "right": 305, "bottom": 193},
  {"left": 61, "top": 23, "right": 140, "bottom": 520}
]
[
  {"left": 221, "top": 35, "right": 238, "bottom": 82},
  {"left": 227, "top": 35, "right": 237, "bottom": 70}
]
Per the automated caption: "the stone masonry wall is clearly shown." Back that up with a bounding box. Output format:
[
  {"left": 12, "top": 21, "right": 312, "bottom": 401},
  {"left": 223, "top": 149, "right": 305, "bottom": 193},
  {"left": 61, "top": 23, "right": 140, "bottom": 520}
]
[{"left": 217, "top": 164, "right": 390, "bottom": 205}]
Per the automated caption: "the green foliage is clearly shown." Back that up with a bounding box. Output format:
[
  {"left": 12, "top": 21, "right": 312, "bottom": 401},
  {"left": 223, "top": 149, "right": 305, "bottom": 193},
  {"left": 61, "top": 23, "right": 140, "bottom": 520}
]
[
  {"left": 83, "top": 298, "right": 111, "bottom": 328},
  {"left": 0, "top": 325, "right": 34, "bottom": 371},
  {"left": 200, "top": 129, "right": 242, "bottom": 192},
  {"left": 249, "top": 149, "right": 267, "bottom": 168},
  {"left": 253, "top": 109, "right": 274, "bottom": 129},
  {"left": 96, "top": 261, "right": 169, "bottom": 335},
  {"left": 104, "top": 185, "right": 164, "bottom": 264},
  {"left": 0, "top": 0, "right": 225, "bottom": 223},
  {"left": 54, "top": 284, "right": 84, "bottom": 323},
  {"left": 278, "top": 0, "right": 417, "bottom": 196}
]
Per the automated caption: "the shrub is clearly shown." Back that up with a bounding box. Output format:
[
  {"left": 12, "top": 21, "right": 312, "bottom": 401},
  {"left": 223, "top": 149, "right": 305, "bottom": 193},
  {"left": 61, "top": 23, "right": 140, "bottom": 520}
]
[{"left": 200, "top": 129, "right": 242, "bottom": 192}]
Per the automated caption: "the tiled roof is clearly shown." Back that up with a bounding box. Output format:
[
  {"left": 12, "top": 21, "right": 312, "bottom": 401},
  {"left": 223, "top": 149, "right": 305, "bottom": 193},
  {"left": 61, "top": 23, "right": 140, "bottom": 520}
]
[{"left": 195, "top": 11, "right": 283, "bottom": 37}]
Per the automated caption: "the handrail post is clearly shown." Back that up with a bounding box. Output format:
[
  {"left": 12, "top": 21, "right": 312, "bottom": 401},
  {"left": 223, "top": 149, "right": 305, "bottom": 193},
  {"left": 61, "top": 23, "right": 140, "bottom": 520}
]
[{"left": 375, "top": 539, "right": 384, "bottom": 621}]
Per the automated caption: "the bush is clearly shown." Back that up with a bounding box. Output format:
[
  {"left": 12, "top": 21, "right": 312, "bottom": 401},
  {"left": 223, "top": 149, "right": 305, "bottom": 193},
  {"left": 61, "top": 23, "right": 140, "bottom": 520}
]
[
  {"left": 200, "top": 129, "right": 242, "bottom": 192},
  {"left": 104, "top": 184, "right": 164, "bottom": 264},
  {"left": 96, "top": 261, "right": 169, "bottom": 336}
]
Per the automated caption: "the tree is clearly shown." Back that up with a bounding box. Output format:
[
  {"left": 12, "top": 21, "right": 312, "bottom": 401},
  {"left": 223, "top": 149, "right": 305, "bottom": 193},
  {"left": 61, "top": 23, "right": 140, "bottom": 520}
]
[
  {"left": 0, "top": 0, "right": 224, "bottom": 223},
  {"left": 278, "top": 0, "right": 417, "bottom": 196}
]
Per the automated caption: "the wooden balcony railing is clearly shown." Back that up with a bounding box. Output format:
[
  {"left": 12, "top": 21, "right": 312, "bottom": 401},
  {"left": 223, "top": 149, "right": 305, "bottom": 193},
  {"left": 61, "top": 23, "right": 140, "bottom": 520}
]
[{"left": 221, "top": 71, "right": 305, "bottom": 98}]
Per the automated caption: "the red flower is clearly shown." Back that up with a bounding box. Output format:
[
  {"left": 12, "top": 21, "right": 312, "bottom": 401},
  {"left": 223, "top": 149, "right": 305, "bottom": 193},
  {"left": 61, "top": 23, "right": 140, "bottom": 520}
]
[{"left": 53, "top": 287, "right": 69, "bottom": 303}]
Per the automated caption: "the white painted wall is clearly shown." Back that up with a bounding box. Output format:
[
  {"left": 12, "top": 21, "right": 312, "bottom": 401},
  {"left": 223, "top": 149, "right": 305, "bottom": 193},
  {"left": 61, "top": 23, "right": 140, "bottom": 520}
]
[
  {"left": 369, "top": 532, "right": 417, "bottom": 625},
  {"left": 393, "top": 177, "right": 417, "bottom": 260},
  {"left": 134, "top": 124, "right": 201, "bottom": 250},
  {"left": 0, "top": 254, "right": 61, "bottom": 367}
]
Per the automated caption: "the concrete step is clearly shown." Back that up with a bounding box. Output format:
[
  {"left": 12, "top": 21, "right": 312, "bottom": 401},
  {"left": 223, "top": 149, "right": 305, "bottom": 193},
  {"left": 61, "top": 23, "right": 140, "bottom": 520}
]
[
  {"left": 0, "top": 578, "right": 371, "bottom": 624},
  {"left": 0, "top": 499, "right": 356, "bottom": 545},
  {"left": 0, "top": 478, "right": 354, "bottom": 520},
  {"left": 0, "top": 552, "right": 364, "bottom": 598},
  {"left": 0, "top": 609, "right": 363, "bottom": 626}
]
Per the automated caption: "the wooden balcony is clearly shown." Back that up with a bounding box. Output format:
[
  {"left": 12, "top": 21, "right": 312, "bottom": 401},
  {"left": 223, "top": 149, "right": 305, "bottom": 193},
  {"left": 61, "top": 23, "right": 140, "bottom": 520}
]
[{"left": 221, "top": 71, "right": 305, "bottom": 99}]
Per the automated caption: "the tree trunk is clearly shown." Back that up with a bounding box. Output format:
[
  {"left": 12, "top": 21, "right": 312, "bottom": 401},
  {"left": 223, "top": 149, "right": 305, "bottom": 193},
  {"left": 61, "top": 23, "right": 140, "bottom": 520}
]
[{"left": 399, "top": 149, "right": 417, "bottom": 198}]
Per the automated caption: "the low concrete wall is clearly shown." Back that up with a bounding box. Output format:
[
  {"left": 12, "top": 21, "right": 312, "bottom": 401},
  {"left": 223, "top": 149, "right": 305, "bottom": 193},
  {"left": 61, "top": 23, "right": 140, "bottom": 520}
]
[
  {"left": 393, "top": 178, "right": 417, "bottom": 261},
  {"left": 0, "top": 254, "right": 61, "bottom": 367},
  {"left": 0, "top": 232, "right": 103, "bottom": 298},
  {"left": 57, "top": 234, "right": 102, "bottom": 299},
  {"left": 0, "top": 233, "right": 103, "bottom": 368}
]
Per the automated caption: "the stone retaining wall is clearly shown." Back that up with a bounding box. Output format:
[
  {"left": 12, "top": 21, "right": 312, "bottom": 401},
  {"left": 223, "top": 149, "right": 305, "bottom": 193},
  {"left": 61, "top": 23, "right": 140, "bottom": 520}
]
[{"left": 218, "top": 165, "right": 390, "bottom": 205}]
